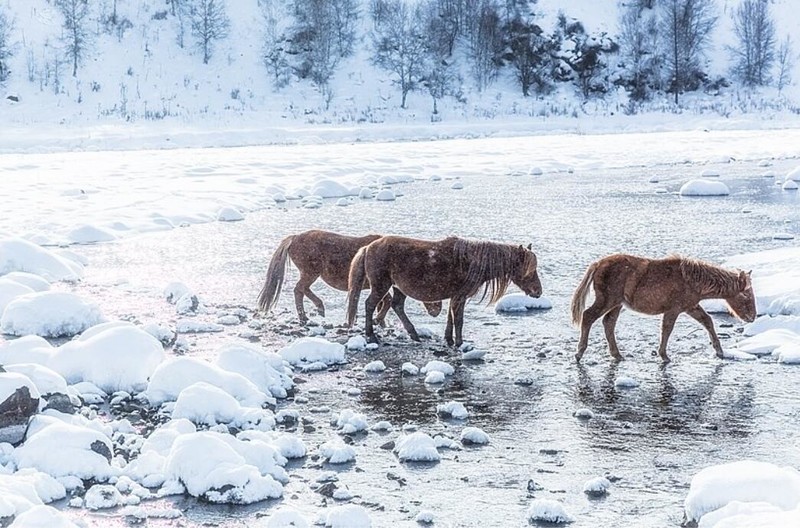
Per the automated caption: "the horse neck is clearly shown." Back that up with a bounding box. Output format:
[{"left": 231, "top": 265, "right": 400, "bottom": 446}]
[
  {"left": 454, "top": 239, "right": 515, "bottom": 301},
  {"left": 681, "top": 259, "right": 739, "bottom": 298}
]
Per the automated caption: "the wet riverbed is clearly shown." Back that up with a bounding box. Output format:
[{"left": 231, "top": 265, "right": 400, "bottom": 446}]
[{"left": 62, "top": 150, "right": 800, "bottom": 527}]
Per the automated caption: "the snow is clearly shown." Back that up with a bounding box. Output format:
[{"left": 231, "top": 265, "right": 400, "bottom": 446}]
[
  {"left": 374, "top": 189, "right": 396, "bottom": 201},
  {"left": 1, "top": 292, "right": 104, "bottom": 338},
  {"left": 217, "top": 206, "right": 245, "bottom": 222},
  {"left": 266, "top": 507, "right": 311, "bottom": 528},
  {"left": 47, "top": 324, "right": 164, "bottom": 393},
  {"left": 615, "top": 376, "right": 640, "bottom": 389},
  {"left": 146, "top": 357, "right": 269, "bottom": 408},
  {"left": 0, "top": 280, "right": 35, "bottom": 317},
  {"left": 171, "top": 382, "right": 275, "bottom": 429},
  {"left": 83, "top": 484, "right": 124, "bottom": 510},
  {"left": 3, "top": 364, "right": 67, "bottom": 397},
  {"left": 7, "top": 505, "right": 79, "bottom": 528},
  {"left": 401, "top": 362, "right": 419, "bottom": 375},
  {"left": 495, "top": 294, "right": 553, "bottom": 313},
  {"left": 0, "top": 272, "right": 50, "bottom": 293},
  {"left": 420, "top": 361, "right": 454, "bottom": 376},
  {"left": 394, "top": 432, "right": 441, "bottom": 462},
  {"left": 415, "top": 510, "right": 435, "bottom": 524},
  {"left": 279, "top": 337, "right": 346, "bottom": 367},
  {"left": 583, "top": 477, "right": 612, "bottom": 496},
  {"left": 436, "top": 401, "right": 469, "bottom": 420},
  {"left": 345, "top": 335, "right": 367, "bottom": 351},
  {"left": 527, "top": 499, "right": 575, "bottom": 524},
  {"left": 424, "top": 371, "right": 446, "bottom": 384},
  {"left": 215, "top": 341, "right": 293, "bottom": 400},
  {"left": 363, "top": 360, "right": 386, "bottom": 373},
  {"left": 13, "top": 422, "right": 114, "bottom": 481},
  {"left": 782, "top": 180, "right": 798, "bottom": 191},
  {"left": 0, "top": 239, "right": 83, "bottom": 282},
  {"left": 334, "top": 409, "right": 369, "bottom": 434},
  {"left": 679, "top": 180, "right": 731, "bottom": 197},
  {"left": 0, "top": 372, "right": 40, "bottom": 405},
  {"left": 319, "top": 440, "right": 357, "bottom": 464},
  {"left": 684, "top": 460, "right": 800, "bottom": 524},
  {"left": 162, "top": 431, "right": 283, "bottom": 503},
  {"left": 324, "top": 504, "right": 372, "bottom": 528},
  {"left": 460, "top": 427, "right": 490, "bottom": 445},
  {"left": 66, "top": 224, "right": 117, "bottom": 244}
]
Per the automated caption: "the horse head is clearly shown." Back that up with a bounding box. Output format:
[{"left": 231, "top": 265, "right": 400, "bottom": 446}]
[
  {"left": 726, "top": 270, "right": 756, "bottom": 322},
  {"left": 514, "top": 244, "right": 542, "bottom": 298}
]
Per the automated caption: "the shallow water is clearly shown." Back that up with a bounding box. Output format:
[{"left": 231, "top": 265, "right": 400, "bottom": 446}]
[{"left": 63, "top": 150, "right": 800, "bottom": 527}]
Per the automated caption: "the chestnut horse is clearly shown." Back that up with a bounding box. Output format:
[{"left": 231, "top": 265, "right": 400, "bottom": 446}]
[
  {"left": 257, "top": 230, "right": 442, "bottom": 324},
  {"left": 571, "top": 254, "right": 756, "bottom": 362},
  {"left": 346, "top": 235, "right": 543, "bottom": 347}
]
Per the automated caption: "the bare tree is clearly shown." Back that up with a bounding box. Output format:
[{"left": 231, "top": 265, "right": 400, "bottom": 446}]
[
  {"left": 55, "top": 0, "right": 92, "bottom": 77},
  {"left": 465, "top": 0, "right": 504, "bottom": 91},
  {"left": 617, "top": 1, "right": 662, "bottom": 101},
  {"left": 261, "top": 1, "right": 292, "bottom": 88},
  {"left": 421, "top": 0, "right": 460, "bottom": 115},
  {"left": 660, "top": 0, "right": 718, "bottom": 104},
  {"left": 371, "top": 0, "right": 428, "bottom": 108},
  {"left": 503, "top": 12, "right": 559, "bottom": 96},
  {"left": 776, "top": 34, "right": 794, "bottom": 94},
  {"left": 729, "top": 0, "right": 775, "bottom": 86},
  {"left": 188, "top": 0, "right": 230, "bottom": 64},
  {"left": 330, "top": 0, "right": 360, "bottom": 58},
  {"left": 0, "top": 7, "right": 15, "bottom": 83}
]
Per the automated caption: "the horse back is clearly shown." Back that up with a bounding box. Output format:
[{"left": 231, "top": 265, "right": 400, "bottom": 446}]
[{"left": 290, "top": 230, "right": 383, "bottom": 291}]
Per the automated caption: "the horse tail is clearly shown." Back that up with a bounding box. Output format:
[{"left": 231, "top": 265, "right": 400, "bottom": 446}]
[
  {"left": 571, "top": 262, "right": 597, "bottom": 327},
  {"left": 346, "top": 247, "right": 368, "bottom": 327},
  {"left": 257, "top": 235, "right": 294, "bottom": 312}
]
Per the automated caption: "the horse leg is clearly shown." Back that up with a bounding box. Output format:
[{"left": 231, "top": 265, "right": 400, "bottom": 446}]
[
  {"left": 293, "top": 272, "right": 318, "bottom": 324},
  {"left": 602, "top": 305, "right": 624, "bottom": 361},
  {"left": 364, "top": 282, "right": 391, "bottom": 343},
  {"left": 575, "top": 299, "right": 611, "bottom": 362},
  {"left": 451, "top": 297, "right": 467, "bottom": 348},
  {"left": 657, "top": 310, "right": 680, "bottom": 363},
  {"left": 389, "top": 288, "right": 420, "bottom": 341},
  {"left": 444, "top": 304, "right": 454, "bottom": 346},
  {"left": 686, "top": 305, "right": 724, "bottom": 358},
  {"left": 375, "top": 294, "right": 391, "bottom": 328}
]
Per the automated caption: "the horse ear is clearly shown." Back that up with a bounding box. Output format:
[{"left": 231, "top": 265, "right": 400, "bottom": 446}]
[
  {"left": 526, "top": 243, "right": 532, "bottom": 251},
  {"left": 738, "top": 270, "right": 749, "bottom": 290}
]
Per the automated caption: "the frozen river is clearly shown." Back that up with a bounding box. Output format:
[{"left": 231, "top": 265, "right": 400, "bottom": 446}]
[{"left": 49, "top": 135, "right": 800, "bottom": 527}]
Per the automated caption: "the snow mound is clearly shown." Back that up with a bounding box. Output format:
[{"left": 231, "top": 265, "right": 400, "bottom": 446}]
[
  {"left": 217, "top": 206, "right": 245, "bottom": 222},
  {"left": 324, "top": 504, "right": 372, "bottom": 528},
  {"left": 1, "top": 292, "right": 104, "bottom": 338},
  {"left": 162, "top": 432, "right": 283, "bottom": 504},
  {"left": 527, "top": 499, "right": 575, "bottom": 524},
  {"left": 1, "top": 272, "right": 50, "bottom": 292},
  {"left": 394, "top": 432, "right": 440, "bottom": 462},
  {"left": 84, "top": 484, "right": 125, "bottom": 510},
  {"left": 424, "top": 371, "right": 445, "bottom": 384},
  {"left": 66, "top": 224, "right": 117, "bottom": 244},
  {"left": 333, "top": 409, "right": 368, "bottom": 434},
  {"left": 451, "top": 181, "right": 464, "bottom": 189},
  {"left": 146, "top": 357, "right": 269, "bottom": 407},
  {"left": 783, "top": 180, "right": 799, "bottom": 191},
  {"left": 494, "top": 294, "right": 553, "bottom": 313},
  {"left": 0, "top": 336, "right": 56, "bottom": 365},
  {"left": 420, "top": 361, "right": 454, "bottom": 376},
  {"left": 319, "top": 440, "right": 356, "bottom": 464},
  {"left": 786, "top": 167, "right": 800, "bottom": 182},
  {"left": 14, "top": 422, "right": 114, "bottom": 480},
  {"left": 701, "top": 169, "right": 721, "bottom": 177},
  {"left": 774, "top": 343, "right": 800, "bottom": 364},
  {"left": 279, "top": 337, "right": 345, "bottom": 367},
  {"left": 172, "top": 382, "right": 275, "bottom": 430},
  {"left": 3, "top": 364, "right": 67, "bottom": 397},
  {"left": 0, "top": 279, "right": 35, "bottom": 316},
  {"left": 48, "top": 324, "right": 164, "bottom": 393},
  {"left": 375, "top": 189, "right": 396, "bottom": 201},
  {"left": 436, "top": 401, "right": 469, "bottom": 420},
  {"left": 265, "top": 507, "right": 311, "bottom": 528},
  {"left": 363, "top": 360, "right": 386, "bottom": 373},
  {"left": 0, "top": 238, "right": 83, "bottom": 281},
  {"left": 684, "top": 460, "right": 800, "bottom": 524},
  {"left": 215, "top": 341, "right": 293, "bottom": 400},
  {"left": 346, "top": 335, "right": 367, "bottom": 351},
  {"left": 7, "top": 505, "right": 80, "bottom": 528},
  {"left": 583, "top": 477, "right": 611, "bottom": 496},
  {"left": 615, "top": 376, "right": 640, "bottom": 389},
  {"left": 679, "top": 180, "right": 730, "bottom": 197},
  {"left": 311, "top": 180, "right": 353, "bottom": 198},
  {"left": 460, "top": 427, "right": 490, "bottom": 445},
  {"left": 401, "top": 362, "right": 419, "bottom": 375}
]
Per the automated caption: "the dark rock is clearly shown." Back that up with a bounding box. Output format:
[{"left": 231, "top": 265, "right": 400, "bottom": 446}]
[
  {"left": 386, "top": 472, "right": 406, "bottom": 486},
  {"left": 0, "top": 385, "right": 39, "bottom": 445},
  {"left": 43, "top": 393, "right": 75, "bottom": 414},
  {"left": 6, "top": 95, "right": 19, "bottom": 103},
  {"left": 315, "top": 482, "right": 338, "bottom": 497},
  {"left": 379, "top": 441, "right": 395, "bottom": 450},
  {"left": 91, "top": 440, "right": 113, "bottom": 462}
]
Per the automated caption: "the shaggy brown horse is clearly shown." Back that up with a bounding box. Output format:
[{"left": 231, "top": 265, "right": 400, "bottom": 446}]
[
  {"left": 571, "top": 254, "right": 757, "bottom": 362},
  {"left": 346, "top": 235, "right": 543, "bottom": 347},
  {"left": 257, "top": 230, "right": 442, "bottom": 324}
]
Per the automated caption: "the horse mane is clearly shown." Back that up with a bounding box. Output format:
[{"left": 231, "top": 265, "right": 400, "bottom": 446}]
[
  {"left": 676, "top": 256, "right": 740, "bottom": 297},
  {"left": 452, "top": 237, "right": 530, "bottom": 304}
]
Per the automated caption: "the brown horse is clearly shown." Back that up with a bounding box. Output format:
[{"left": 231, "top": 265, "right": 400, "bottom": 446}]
[
  {"left": 346, "top": 235, "right": 543, "bottom": 347},
  {"left": 257, "top": 230, "right": 442, "bottom": 324},
  {"left": 571, "top": 254, "right": 757, "bottom": 363}
]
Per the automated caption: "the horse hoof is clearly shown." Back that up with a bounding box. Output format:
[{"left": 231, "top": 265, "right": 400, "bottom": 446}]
[
  {"left": 409, "top": 334, "right": 421, "bottom": 342},
  {"left": 574, "top": 354, "right": 582, "bottom": 362}
]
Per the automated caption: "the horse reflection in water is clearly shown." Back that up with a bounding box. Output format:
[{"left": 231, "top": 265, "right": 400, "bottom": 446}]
[
  {"left": 571, "top": 254, "right": 757, "bottom": 362},
  {"left": 256, "top": 230, "right": 442, "bottom": 324},
  {"left": 347, "top": 235, "right": 542, "bottom": 347}
]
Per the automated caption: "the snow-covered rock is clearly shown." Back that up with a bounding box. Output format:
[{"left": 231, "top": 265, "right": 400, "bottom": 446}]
[
  {"left": 7, "top": 505, "right": 79, "bottom": 528},
  {"left": 0, "top": 373, "right": 40, "bottom": 444},
  {"left": 1, "top": 292, "right": 104, "bottom": 338},
  {"left": 318, "top": 440, "right": 356, "bottom": 464},
  {"left": 436, "top": 401, "right": 469, "bottom": 420},
  {"left": 1, "top": 272, "right": 50, "bottom": 293},
  {"left": 494, "top": 293, "right": 553, "bottom": 313},
  {"left": 679, "top": 180, "right": 730, "bottom": 197},
  {"left": 424, "top": 371, "right": 445, "bottom": 384},
  {"left": 333, "top": 409, "right": 368, "bottom": 434},
  {"left": 374, "top": 189, "right": 396, "bottom": 201},
  {"left": 401, "top": 362, "right": 419, "bottom": 375},
  {"left": 363, "top": 360, "right": 385, "bottom": 373},
  {"left": 527, "top": 499, "right": 575, "bottom": 524},
  {"left": 583, "top": 476, "right": 611, "bottom": 496},
  {"left": 66, "top": 224, "right": 117, "bottom": 244},
  {"left": 171, "top": 382, "right": 275, "bottom": 429},
  {"left": 420, "top": 361, "right": 454, "bottom": 376},
  {"left": 215, "top": 341, "right": 293, "bottom": 400},
  {"left": 345, "top": 335, "right": 367, "bottom": 351},
  {"left": 460, "top": 427, "right": 490, "bottom": 445},
  {"left": 614, "top": 376, "right": 639, "bottom": 389},
  {"left": 0, "top": 238, "right": 83, "bottom": 281},
  {"left": 394, "top": 432, "right": 440, "bottom": 462},
  {"left": 0, "top": 279, "right": 35, "bottom": 316},
  {"left": 684, "top": 460, "right": 800, "bottom": 525},
  {"left": 279, "top": 337, "right": 345, "bottom": 367},
  {"left": 14, "top": 422, "right": 114, "bottom": 480},
  {"left": 324, "top": 504, "right": 372, "bottom": 528},
  {"left": 311, "top": 180, "right": 354, "bottom": 198},
  {"left": 217, "top": 206, "right": 245, "bottom": 222}
]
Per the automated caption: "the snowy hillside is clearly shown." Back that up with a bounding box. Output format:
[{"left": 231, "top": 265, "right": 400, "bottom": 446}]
[{"left": 1, "top": 0, "right": 800, "bottom": 141}]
